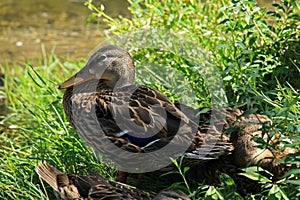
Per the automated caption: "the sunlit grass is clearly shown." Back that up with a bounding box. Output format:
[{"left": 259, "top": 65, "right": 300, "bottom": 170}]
[{"left": 0, "top": 51, "right": 116, "bottom": 199}]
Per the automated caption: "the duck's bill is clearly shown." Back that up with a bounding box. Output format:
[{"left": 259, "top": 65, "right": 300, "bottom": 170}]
[{"left": 58, "top": 73, "right": 96, "bottom": 90}]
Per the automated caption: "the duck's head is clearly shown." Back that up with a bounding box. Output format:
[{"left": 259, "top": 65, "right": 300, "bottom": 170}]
[{"left": 59, "top": 45, "right": 135, "bottom": 90}]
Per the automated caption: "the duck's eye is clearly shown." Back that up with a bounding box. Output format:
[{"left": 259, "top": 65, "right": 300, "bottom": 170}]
[{"left": 99, "top": 55, "right": 107, "bottom": 61}]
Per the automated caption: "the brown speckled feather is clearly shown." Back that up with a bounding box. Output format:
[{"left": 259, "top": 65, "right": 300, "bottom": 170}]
[
  {"left": 64, "top": 85, "right": 195, "bottom": 152},
  {"left": 63, "top": 85, "right": 235, "bottom": 162},
  {"left": 35, "top": 162, "right": 154, "bottom": 200},
  {"left": 36, "top": 162, "right": 191, "bottom": 200}
]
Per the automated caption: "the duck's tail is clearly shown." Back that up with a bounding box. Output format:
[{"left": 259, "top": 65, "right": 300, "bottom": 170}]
[{"left": 35, "top": 161, "right": 63, "bottom": 191}]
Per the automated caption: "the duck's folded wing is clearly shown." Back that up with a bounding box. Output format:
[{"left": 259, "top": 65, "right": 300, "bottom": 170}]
[
  {"left": 69, "top": 85, "right": 195, "bottom": 149},
  {"left": 88, "top": 180, "right": 153, "bottom": 200}
]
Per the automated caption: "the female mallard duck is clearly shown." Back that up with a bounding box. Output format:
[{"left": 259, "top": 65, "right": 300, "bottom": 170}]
[
  {"left": 58, "top": 45, "right": 233, "bottom": 177},
  {"left": 35, "top": 162, "right": 190, "bottom": 200},
  {"left": 180, "top": 105, "right": 296, "bottom": 170},
  {"left": 58, "top": 45, "right": 294, "bottom": 185}
]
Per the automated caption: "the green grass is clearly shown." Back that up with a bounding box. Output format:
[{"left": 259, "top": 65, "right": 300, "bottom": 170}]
[
  {"left": 1, "top": 0, "right": 300, "bottom": 199},
  {"left": 0, "top": 51, "right": 117, "bottom": 199}
]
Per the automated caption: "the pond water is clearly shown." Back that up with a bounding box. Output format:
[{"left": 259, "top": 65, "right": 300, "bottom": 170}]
[{"left": 0, "top": 0, "right": 129, "bottom": 67}]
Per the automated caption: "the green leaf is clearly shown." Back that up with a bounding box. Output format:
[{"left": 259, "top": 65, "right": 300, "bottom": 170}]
[
  {"left": 219, "top": 17, "right": 231, "bottom": 24},
  {"left": 219, "top": 173, "right": 235, "bottom": 187},
  {"left": 198, "top": 108, "right": 210, "bottom": 114},
  {"left": 249, "top": 36, "right": 257, "bottom": 46},
  {"left": 86, "top": 13, "right": 97, "bottom": 23},
  {"left": 245, "top": 13, "right": 251, "bottom": 25},
  {"left": 281, "top": 169, "right": 300, "bottom": 178},
  {"left": 252, "top": 6, "right": 260, "bottom": 13},
  {"left": 286, "top": 179, "right": 300, "bottom": 185},
  {"left": 272, "top": 3, "right": 286, "bottom": 13},
  {"left": 223, "top": 76, "right": 232, "bottom": 81},
  {"left": 296, "top": 1, "right": 300, "bottom": 10},
  {"left": 244, "top": 24, "right": 255, "bottom": 30},
  {"left": 216, "top": 43, "right": 230, "bottom": 49},
  {"left": 267, "top": 11, "right": 282, "bottom": 19},
  {"left": 268, "top": 185, "right": 289, "bottom": 200},
  {"left": 183, "top": 166, "right": 190, "bottom": 174},
  {"left": 242, "top": 50, "right": 253, "bottom": 55},
  {"left": 241, "top": 166, "right": 271, "bottom": 173},
  {"left": 238, "top": 171, "right": 272, "bottom": 183},
  {"left": 239, "top": 108, "right": 258, "bottom": 117},
  {"left": 205, "top": 186, "right": 224, "bottom": 200}
]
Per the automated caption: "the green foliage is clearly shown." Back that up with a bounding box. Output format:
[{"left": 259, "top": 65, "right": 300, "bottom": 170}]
[
  {"left": 194, "top": 173, "right": 243, "bottom": 200},
  {"left": 217, "top": 0, "right": 300, "bottom": 107},
  {"left": 85, "top": 0, "right": 230, "bottom": 108},
  {"left": 86, "top": 0, "right": 300, "bottom": 109},
  {"left": 238, "top": 166, "right": 300, "bottom": 199}
]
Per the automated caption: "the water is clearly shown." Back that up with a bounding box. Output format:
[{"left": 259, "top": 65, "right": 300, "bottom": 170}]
[{"left": 0, "top": 0, "right": 129, "bottom": 66}]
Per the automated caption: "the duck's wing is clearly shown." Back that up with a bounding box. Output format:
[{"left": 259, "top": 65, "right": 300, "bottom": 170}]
[
  {"left": 173, "top": 103, "right": 236, "bottom": 160},
  {"left": 87, "top": 180, "right": 153, "bottom": 200},
  {"left": 153, "top": 188, "right": 191, "bottom": 200},
  {"left": 67, "top": 85, "right": 196, "bottom": 152},
  {"left": 66, "top": 85, "right": 238, "bottom": 168}
]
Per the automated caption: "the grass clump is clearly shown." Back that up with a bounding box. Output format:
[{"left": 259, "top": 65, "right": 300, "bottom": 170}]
[
  {"left": 0, "top": 53, "right": 116, "bottom": 199},
  {"left": 0, "top": 0, "right": 299, "bottom": 199}
]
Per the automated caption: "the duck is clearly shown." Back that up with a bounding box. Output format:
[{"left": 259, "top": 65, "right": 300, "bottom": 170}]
[
  {"left": 192, "top": 106, "right": 275, "bottom": 168},
  {"left": 58, "top": 45, "right": 295, "bottom": 185},
  {"left": 35, "top": 161, "right": 191, "bottom": 200},
  {"left": 178, "top": 104, "right": 296, "bottom": 169},
  {"left": 169, "top": 106, "right": 296, "bottom": 194},
  {"left": 58, "top": 45, "right": 234, "bottom": 181}
]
